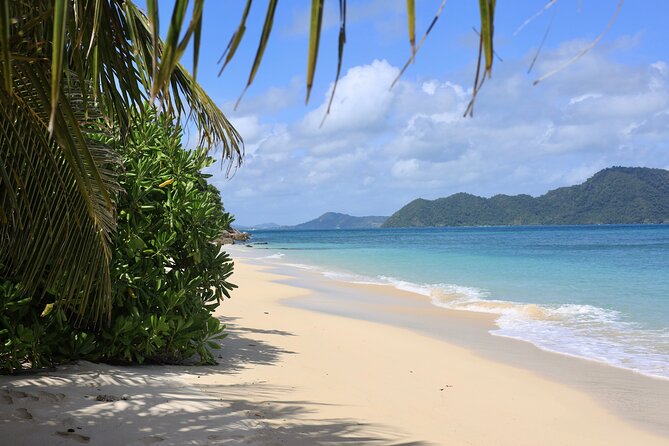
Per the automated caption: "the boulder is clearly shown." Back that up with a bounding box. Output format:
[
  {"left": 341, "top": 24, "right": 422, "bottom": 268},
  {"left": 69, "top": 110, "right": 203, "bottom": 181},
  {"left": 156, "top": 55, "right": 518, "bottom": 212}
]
[{"left": 214, "top": 228, "right": 251, "bottom": 245}]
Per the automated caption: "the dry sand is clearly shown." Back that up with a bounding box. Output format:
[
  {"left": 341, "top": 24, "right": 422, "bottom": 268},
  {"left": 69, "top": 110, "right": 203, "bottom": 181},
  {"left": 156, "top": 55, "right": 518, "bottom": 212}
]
[{"left": 1, "top": 249, "right": 668, "bottom": 445}]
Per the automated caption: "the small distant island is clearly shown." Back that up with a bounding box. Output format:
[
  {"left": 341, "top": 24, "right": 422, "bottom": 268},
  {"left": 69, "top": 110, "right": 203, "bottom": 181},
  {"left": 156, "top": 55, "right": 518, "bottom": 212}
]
[
  {"left": 383, "top": 167, "right": 669, "bottom": 227},
  {"left": 293, "top": 212, "right": 388, "bottom": 229},
  {"left": 239, "top": 212, "right": 388, "bottom": 230}
]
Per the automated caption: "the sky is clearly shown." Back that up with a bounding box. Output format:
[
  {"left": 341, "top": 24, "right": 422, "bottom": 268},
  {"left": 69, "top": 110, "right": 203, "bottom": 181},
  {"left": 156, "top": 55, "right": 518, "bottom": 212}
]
[{"left": 157, "top": 1, "right": 669, "bottom": 226}]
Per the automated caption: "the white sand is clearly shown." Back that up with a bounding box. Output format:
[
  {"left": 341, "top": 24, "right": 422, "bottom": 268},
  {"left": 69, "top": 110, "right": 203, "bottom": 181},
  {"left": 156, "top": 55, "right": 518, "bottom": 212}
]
[{"left": 1, "top": 254, "right": 667, "bottom": 445}]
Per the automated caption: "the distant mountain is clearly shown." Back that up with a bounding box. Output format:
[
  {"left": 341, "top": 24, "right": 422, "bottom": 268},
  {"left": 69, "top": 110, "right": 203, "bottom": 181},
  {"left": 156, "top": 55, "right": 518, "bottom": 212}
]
[
  {"left": 383, "top": 167, "right": 669, "bottom": 227},
  {"left": 293, "top": 212, "right": 388, "bottom": 229},
  {"left": 235, "top": 222, "right": 282, "bottom": 231},
  {"left": 252, "top": 222, "right": 283, "bottom": 230}
]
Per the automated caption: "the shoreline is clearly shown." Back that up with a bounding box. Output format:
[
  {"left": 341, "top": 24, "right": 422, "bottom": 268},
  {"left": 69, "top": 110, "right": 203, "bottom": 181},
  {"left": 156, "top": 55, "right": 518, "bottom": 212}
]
[
  {"left": 1, "top": 247, "right": 668, "bottom": 444},
  {"left": 249, "top": 225, "right": 669, "bottom": 383},
  {"left": 261, "top": 250, "right": 669, "bottom": 383},
  {"left": 245, "top": 243, "right": 669, "bottom": 377},
  {"left": 227, "top": 245, "right": 669, "bottom": 441}
]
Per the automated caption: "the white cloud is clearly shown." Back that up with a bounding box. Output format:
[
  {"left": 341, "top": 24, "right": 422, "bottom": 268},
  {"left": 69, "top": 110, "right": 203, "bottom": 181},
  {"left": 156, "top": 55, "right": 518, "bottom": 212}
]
[
  {"left": 568, "top": 93, "right": 602, "bottom": 105},
  {"left": 391, "top": 158, "right": 420, "bottom": 178},
  {"left": 300, "top": 59, "right": 399, "bottom": 134},
  {"left": 212, "top": 43, "right": 669, "bottom": 226}
]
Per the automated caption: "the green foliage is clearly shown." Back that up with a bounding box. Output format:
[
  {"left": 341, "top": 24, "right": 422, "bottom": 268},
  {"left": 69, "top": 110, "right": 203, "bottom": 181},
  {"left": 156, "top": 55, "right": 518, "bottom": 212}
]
[
  {"left": 0, "top": 281, "right": 53, "bottom": 372},
  {"left": 1, "top": 109, "right": 236, "bottom": 372},
  {"left": 383, "top": 167, "right": 669, "bottom": 227},
  {"left": 1, "top": 1, "right": 242, "bottom": 326},
  {"left": 221, "top": 211, "right": 236, "bottom": 230},
  {"left": 0, "top": 280, "right": 97, "bottom": 372},
  {"left": 101, "top": 108, "right": 236, "bottom": 364}
]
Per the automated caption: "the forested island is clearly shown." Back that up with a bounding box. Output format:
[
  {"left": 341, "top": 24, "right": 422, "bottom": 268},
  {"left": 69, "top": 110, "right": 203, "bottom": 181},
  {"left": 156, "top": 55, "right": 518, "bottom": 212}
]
[
  {"left": 383, "top": 167, "right": 669, "bottom": 227},
  {"left": 293, "top": 212, "right": 388, "bottom": 229}
]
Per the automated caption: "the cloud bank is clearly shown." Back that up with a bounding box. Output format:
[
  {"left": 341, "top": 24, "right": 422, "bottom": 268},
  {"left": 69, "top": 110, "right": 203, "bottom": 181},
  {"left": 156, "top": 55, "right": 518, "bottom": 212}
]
[{"left": 209, "top": 42, "right": 669, "bottom": 226}]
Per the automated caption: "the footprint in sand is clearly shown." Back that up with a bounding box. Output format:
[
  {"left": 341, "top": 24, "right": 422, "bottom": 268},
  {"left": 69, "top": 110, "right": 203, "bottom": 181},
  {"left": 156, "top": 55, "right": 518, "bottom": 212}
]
[
  {"left": 0, "top": 391, "right": 12, "bottom": 404},
  {"left": 61, "top": 417, "right": 76, "bottom": 426},
  {"left": 8, "top": 389, "right": 28, "bottom": 399},
  {"left": 140, "top": 436, "right": 165, "bottom": 444},
  {"left": 37, "top": 390, "right": 66, "bottom": 402},
  {"left": 55, "top": 431, "right": 91, "bottom": 443},
  {"left": 14, "top": 407, "right": 33, "bottom": 420}
]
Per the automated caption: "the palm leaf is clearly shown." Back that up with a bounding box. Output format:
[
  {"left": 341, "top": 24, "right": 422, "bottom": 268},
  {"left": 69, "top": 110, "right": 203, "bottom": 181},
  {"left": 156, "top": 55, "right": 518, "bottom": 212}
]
[
  {"left": 320, "top": 0, "right": 347, "bottom": 128},
  {"left": 235, "top": 0, "right": 278, "bottom": 109},
  {"left": 463, "top": 0, "right": 496, "bottom": 117},
  {"left": 0, "top": 0, "right": 11, "bottom": 93},
  {"left": 145, "top": 0, "right": 159, "bottom": 83},
  {"left": 2, "top": 0, "right": 243, "bottom": 325},
  {"left": 218, "top": 0, "right": 253, "bottom": 76},
  {"left": 306, "top": 0, "right": 324, "bottom": 104},
  {"left": 390, "top": 0, "right": 447, "bottom": 90},
  {"left": 191, "top": 0, "right": 204, "bottom": 80},
  {"left": 514, "top": 0, "right": 558, "bottom": 36},
  {"left": 478, "top": 0, "right": 496, "bottom": 78},
  {"left": 463, "top": 34, "right": 486, "bottom": 118},
  {"left": 406, "top": 0, "right": 416, "bottom": 61},
  {"left": 533, "top": 0, "right": 623, "bottom": 85},
  {"left": 49, "top": 0, "right": 68, "bottom": 132},
  {"left": 121, "top": 3, "right": 243, "bottom": 164},
  {"left": 1, "top": 61, "right": 118, "bottom": 324},
  {"left": 152, "top": 0, "right": 188, "bottom": 102},
  {"left": 527, "top": 5, "right": 557, "bottom": 74}
]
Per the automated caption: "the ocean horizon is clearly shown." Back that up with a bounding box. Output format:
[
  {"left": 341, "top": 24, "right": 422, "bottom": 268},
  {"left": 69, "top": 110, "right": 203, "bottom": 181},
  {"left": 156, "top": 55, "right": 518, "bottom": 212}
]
[{"left": 245, "top": 224, "right": 669, "bottom": 380}]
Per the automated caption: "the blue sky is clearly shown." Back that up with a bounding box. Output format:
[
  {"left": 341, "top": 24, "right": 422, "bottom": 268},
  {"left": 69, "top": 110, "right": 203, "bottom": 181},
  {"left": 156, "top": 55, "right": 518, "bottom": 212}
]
[{"left": 156, "top": 1, "right": 669, "bottom": 226}]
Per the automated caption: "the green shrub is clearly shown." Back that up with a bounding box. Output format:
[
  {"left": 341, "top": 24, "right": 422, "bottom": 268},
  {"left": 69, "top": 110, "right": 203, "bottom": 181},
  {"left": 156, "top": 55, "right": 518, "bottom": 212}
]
[
  {"left": 1, "top": 108, "right": 236, "bottom": 371},
  {"left": 0, "top": 281, "right": 53, "bottom": 372},
  {"left": 98, "top": 108, "right": 236, "bottom": 364}
]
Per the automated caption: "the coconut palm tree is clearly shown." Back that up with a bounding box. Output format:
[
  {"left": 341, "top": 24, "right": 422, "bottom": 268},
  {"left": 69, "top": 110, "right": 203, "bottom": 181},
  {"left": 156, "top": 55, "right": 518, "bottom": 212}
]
[
  {"left": 0, "top": 0, "right": 242, "bottom": 324},
  {"left": 0, "top": 0, "right": 502, "bottom": 325}
]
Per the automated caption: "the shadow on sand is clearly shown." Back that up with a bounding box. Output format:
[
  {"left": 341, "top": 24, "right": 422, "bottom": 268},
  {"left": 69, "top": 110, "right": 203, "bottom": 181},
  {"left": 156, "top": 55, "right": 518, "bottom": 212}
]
[{"left": 0, "top": 315, "right": 432, "bottom": 445}]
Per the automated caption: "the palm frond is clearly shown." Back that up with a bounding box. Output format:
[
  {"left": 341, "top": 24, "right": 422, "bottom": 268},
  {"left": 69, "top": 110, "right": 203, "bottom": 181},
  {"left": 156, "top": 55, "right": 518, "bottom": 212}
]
[
  {"left": 527, "top": 5, "right": 557, "bottom": 74},
  {"left": 320, "top": 0, "right": 347, "bottom": 128},
  {"left": 406, "top": 0, "right": 416, "bottom": 61},
  {"left": 49, "top": 0, "right": 68, "bottom": 132},
  {"left": 306, "top": 0, "right": 325, "bottom": 104},
  {"left": 218, "top": 0, "right": 253, "bottom": 76},
  {"left": 171, "top": 63, "right": 244, "bottom": 173},
  {"left": 478, "top": 0, "right": 496, "bottom": 79},
  {"left": 0, "top": 1, "right": 12, "bottom": 93},
  {"left": 390, "top": 0, "right": 447, "bottom": 90},
  {"left": 235, "top": 0, "right": 278, "bottom": 110},
  {"left": 1, "top": 61, "right": 118, "bottom": 324},
  {"left": 121, "top": 2, "right": 243, "bottom": 164},
  {"left": 1, "top": 0, "right": 243, "bottom": 325},
  {"left": 533, "top": 0, "right": 623, "bottom": 85}
]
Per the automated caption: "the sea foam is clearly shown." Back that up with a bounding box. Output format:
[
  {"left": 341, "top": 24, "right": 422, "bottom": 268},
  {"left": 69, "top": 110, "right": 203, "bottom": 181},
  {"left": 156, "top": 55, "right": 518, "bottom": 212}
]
[
  {"left": 259, "top": 251, "right": 669, "bottom": 380},
  {"left": 262, "top": 252, "right": 285, "bottom": 259}
]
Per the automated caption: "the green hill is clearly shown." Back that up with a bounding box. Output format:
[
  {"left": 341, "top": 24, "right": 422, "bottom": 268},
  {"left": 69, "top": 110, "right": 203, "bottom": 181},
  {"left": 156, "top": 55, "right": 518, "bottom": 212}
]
[
  {"left": 294, "top": 212, "right": 388, "bottom": 229},
  {"left": 382, "top": 167, "right": 669, "bottom": 227}
]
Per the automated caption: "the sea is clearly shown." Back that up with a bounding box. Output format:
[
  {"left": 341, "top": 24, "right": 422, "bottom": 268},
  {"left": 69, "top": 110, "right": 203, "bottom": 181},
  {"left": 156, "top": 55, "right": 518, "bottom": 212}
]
[{"left": 245, "top": 225, "right": 669, "bottom": 380}]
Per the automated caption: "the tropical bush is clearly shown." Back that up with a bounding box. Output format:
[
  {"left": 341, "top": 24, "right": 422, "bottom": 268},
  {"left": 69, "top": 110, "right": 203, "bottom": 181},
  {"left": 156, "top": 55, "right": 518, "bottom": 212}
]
[
  {"left": 100, "top": 108, "right": 236, "bottom": 364},
  {"left": 1, "top": 108, "right": 235, "bottom": 371}
]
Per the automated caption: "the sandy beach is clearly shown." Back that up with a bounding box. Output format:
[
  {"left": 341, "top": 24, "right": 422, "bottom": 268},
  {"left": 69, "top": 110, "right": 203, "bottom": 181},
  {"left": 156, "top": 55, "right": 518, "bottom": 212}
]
[{"left": 1, "top": 246, "right": 668, "bottom": 445}]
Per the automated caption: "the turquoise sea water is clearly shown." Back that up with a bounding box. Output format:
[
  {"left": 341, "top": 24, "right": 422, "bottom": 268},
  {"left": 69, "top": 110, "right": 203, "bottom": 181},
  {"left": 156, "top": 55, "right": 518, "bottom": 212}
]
[{"left": 247, "top": 225, "right": 669, "bottom": 379}]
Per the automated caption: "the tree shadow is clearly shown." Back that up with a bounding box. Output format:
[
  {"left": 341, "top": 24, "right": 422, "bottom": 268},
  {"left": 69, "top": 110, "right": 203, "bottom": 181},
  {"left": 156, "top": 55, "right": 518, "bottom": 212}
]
[
  {"left": 0, "top": 366, "right": 432, "bottom": 445},
  {"left": 197, "top": 316, "right": 296, "bottom": 374},
  {"left": 0, "top": 315, "right": 434, "bottom": 445}
]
